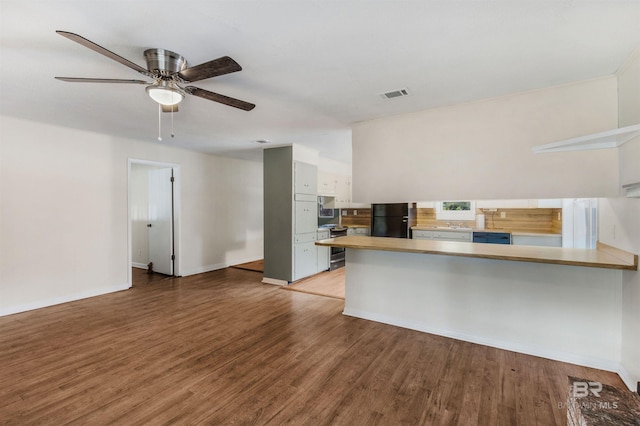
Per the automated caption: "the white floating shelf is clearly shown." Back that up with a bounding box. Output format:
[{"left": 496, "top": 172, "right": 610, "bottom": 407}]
[{"left": 532, "top": 124, "right": 640, "bottom": 153}]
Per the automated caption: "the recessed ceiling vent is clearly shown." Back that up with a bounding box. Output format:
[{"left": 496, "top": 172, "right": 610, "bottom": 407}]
[{"left": 380, "top": 88, "right": 410, "bottom": 100}]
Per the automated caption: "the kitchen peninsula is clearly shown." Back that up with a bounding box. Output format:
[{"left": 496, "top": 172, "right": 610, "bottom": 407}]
[{"left": 316, "top": 236, "right": 637, "bottom": 375}]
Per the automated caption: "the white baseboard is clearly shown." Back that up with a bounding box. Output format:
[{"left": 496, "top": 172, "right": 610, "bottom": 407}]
[
  {"left": 181, "top": 262, "right": 228, "bottom": 277},
  {"left": 616, "top": 364, "right": 639, "bottom": 392},
  {"left": 132, "top": 262, "right": 148, "bottom": 270},
  {"left": 181, "top": 256, "right": 263, "bottom": 277},
  {"left": 0, "top": 283, "right": 131, "bottom": 317},
  {"left": 343, "top": 308, "right": 624, "bottom": 381},
  {"left": 262, "top": 277, "right": 288, "bottom": 286}
]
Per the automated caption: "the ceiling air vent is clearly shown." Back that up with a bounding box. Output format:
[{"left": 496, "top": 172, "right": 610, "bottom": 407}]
[{"left": 380, "top": 88, "right": 410, "bottom": 100}]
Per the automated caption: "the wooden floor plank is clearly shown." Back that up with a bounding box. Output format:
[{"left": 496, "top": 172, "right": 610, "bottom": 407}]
[{"left": 0, "top": 267, "right": 632, "bottom": 425}]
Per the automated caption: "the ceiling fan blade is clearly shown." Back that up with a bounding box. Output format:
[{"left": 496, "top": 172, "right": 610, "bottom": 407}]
[
  {"left": 178, "top": 56, "right": 242, "bottom": 83},
  {"left": 56, "top": 30, "right": 150, "bottom": 76},
  {"left": 185, "top": 86, "right": 255, "bottom": 111},
  {"left": 55, "top": 77, "right": 148, "bottom": 84},
  {"left": 161, "top": 104, "right": 179, "bottom": 113}
]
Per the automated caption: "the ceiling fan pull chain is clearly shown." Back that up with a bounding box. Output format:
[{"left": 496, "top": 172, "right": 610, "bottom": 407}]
[
  {"left": 157, "top": 103, "right": 162, "bottom": 141},
  {"left": 171, "top": 105, "right": 175, "bottom": 138}
]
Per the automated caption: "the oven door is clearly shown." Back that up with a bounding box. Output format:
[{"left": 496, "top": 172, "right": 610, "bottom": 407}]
[{"left": 330, "top": 246, "right": 345, "bottom": 270}]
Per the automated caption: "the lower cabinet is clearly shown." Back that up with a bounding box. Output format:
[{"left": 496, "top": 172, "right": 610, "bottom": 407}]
[
  {"left": 317, "top": 230, "right": 330, "bottom": 272},
  {"left": 413, "top": 230, "right": 433, "bottom": 240},
  {"left": 512, "top": 234, "right": 562, "bottom": 247},
  {"left": 294, "top": 241, "right": 317, "bottom": 281},
  {"left": 347, "top": 227, "right": 370, "bottom": 236},
  {"left": 413, "top": 230, "right": 472, "bottom": 242},
  {"left": 433, "top": 231, "right": 472, "bottom": 242},
  {"left": 294, "top": 232, "right": 317, "bottom": 281}
]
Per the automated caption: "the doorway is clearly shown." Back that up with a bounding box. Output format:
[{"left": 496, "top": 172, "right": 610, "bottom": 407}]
[{"left": 128, "top": 159, "right": 181, "bottom": 287}]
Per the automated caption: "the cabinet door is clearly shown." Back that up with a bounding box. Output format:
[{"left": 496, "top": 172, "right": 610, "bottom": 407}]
[
  {"left": 334, "top": 174, "right": 351, "bottom": 207},
  {"left": 295, "top": 201, "right": 317, "bottom": 234},
  {"left": 513, "top": 235, "right": 562, "bottom": 247},
  {"left": 355, "top": 227, "right": 370, "bottom": 236},
  {"left": 294, "top": 242, "right": 317, "bottom": 280},
  {"left": 317, "top": 245, "right": 330, "bottom": 272},
  {"left": 433, "top": 231, "right": 472, "bottom": 242},
  {"left": 317, "top": 170, "right": 337, "bottom": 196},
  {"left": 294, "top": 161, "right": 317, "bottom": 195},
  {"left": 412, "top": 230, "right": 433, "bottom": 240}
]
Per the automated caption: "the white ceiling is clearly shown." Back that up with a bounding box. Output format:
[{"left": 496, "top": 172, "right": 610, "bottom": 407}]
[{"left": 2, "top": 1, "right": 639, "bottom": 164}]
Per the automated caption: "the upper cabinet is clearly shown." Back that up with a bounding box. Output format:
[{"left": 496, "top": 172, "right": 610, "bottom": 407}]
[
  {"left": 318, "top": 169, "right": 337, "bottom": 196},
  {"left": 294, "top": 161, "right": 318, "bottom": 195},
  {"left": 318, "top": 170, "right": 351, "bottom": 207},
  {"left": 476, "top": 199, "right": 562, "bottom": 209}
]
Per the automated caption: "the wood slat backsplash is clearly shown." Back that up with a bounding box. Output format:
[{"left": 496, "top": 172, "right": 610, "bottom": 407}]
[
  {"left": 416, "top": 208, "right": 562, "bottom": 233},
  {"left": 341, "top": 207, "right": 562, "bottom": 233},
  {"left": 341, "top": 208, "right": 371, "bottom": 227}
]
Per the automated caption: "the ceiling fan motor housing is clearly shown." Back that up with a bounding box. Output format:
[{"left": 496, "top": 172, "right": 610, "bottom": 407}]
[{"left": 144, "top": 48, "right": 187, "bottom": 77}]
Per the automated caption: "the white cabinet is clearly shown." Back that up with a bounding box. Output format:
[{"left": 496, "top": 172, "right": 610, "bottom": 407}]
[
  {"left": 513, "top": 234, "right": 562, "bottom": 247},
  {"left": 412, "top": 229, "right": 471, "bottom": 242},
  {"left": 317, "top": 170, "right": 337, "bottom": 196},
  {"left": 294, "top": 241, "right": 317, "bottom": 280},
  {"left": 537, "top": 199, "right": 563, "bottom": 208},
  {"left": 334, "top": 174, "right": 351, "bottom": 207},
  {"left": 354, "top": 227, "right": 369, "bottom": 236},
  {"left": 294, "top": 161, "right": 317, "bottom": 195},
  {"left": 317, "top": 170, "right": 351, "bottom": 207},
  {"left": 476, "top": 199, "right": 562, "bottom": 209},
  {"left": 413, "top": 230, "right": 434, "bottom": 240},
  {"left": 317, "top": 229, "right": 330, "bottom": 272},
  {"left": 433, "top": 231, "right": 472, "bottom": 242},
  {"left": 294, "top": 199, "right": 317, "bottom": 234},
  {"left": 347, "top": 227, "right": 369, "bottom": 236}
]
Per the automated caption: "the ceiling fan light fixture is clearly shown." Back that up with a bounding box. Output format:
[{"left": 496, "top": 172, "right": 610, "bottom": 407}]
[{"left": 146, "top": 80, "right": 185, "bottom": 106}]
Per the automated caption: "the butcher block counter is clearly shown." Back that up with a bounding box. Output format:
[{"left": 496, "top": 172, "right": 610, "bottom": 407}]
[
  {"left": 315, "top": 235, "right": 637, "bottom": 380},
  {"left": 316, "top": 236, "right": 637, "bottom": 270}
]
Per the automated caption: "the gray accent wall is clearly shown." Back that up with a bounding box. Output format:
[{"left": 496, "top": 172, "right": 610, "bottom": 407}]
[{"left": 263, "top": 146, "right": 293, "bottom": 281}]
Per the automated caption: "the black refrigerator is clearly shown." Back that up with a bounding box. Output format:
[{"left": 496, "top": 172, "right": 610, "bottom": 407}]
[{"left": 371, "top": 203, "right": 417, "bottom": 238}]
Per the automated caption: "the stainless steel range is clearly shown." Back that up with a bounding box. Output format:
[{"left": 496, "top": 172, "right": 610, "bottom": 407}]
[{"left": 329, "top": 226, "right": 348, "bottom": 270}]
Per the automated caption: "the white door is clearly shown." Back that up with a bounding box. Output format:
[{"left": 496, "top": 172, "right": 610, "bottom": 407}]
[{"left": 148, "top": 168, "right": 174, "bottom": 275}]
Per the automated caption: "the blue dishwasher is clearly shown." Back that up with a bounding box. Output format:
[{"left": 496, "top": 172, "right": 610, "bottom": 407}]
[{"left": 472, "top": 232, "right": 511, "bottom": 244}]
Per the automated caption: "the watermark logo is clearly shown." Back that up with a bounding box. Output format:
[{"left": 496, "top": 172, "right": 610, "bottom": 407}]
[
  {"left": 571, "top": 381, "right": 602, "bottom": 398},
  {"left": 559, "top": 379, "right": 619, "bottom": 411}
]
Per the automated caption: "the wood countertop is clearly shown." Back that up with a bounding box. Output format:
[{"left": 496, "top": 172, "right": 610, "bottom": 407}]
[{"left": 316, "top": 236, "right": 638, "bottom": 271}]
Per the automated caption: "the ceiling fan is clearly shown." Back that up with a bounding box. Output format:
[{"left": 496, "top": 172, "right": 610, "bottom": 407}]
[{"left": 55, "top": 30, "right": 255, "bottom": 112}]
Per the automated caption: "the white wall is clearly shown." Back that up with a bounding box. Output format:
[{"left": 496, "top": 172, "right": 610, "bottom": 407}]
[
  {"left": 599, "top": 49, "right": 640, "bottom": 391},
  {"left": 0, "top": 116, "right": 263, "bottom": 316},
  {"left": 352, "top": 77, "right": 619, "bottom": 203}
]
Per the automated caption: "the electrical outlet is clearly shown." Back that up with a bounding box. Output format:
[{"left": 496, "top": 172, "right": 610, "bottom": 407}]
[
  {"left": 354, "top": 210, "right": 358, "bottom": 216},
  {"left": 500, "top": 211, "right": 506, "bottom": 219},
  {"left": 342, "top": 210, "right": 347, "bottom": 216}
]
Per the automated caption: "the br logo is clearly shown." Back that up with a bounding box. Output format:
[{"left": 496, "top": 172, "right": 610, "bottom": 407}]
[{"left": 571, "top": 381, "right": 602, "bottom": 398}]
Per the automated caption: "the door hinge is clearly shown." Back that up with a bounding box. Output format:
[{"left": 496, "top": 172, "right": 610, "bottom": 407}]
[
  {"left": 171, "top": 254, "right": 175, "bottom": 260},
  {"left": 170, "top": 176, "right": 175, "bottom": 182}
]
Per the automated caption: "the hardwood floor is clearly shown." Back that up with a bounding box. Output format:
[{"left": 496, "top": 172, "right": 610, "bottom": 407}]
[
  {"left": 0, "top": 267, "right": 628, "bottom": 425},
  {"left": 284, "top": 268, "right": 346, "bottom": 299},
  {"left": 230, "top": 259, "right": 264, "bottom": 273}
]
